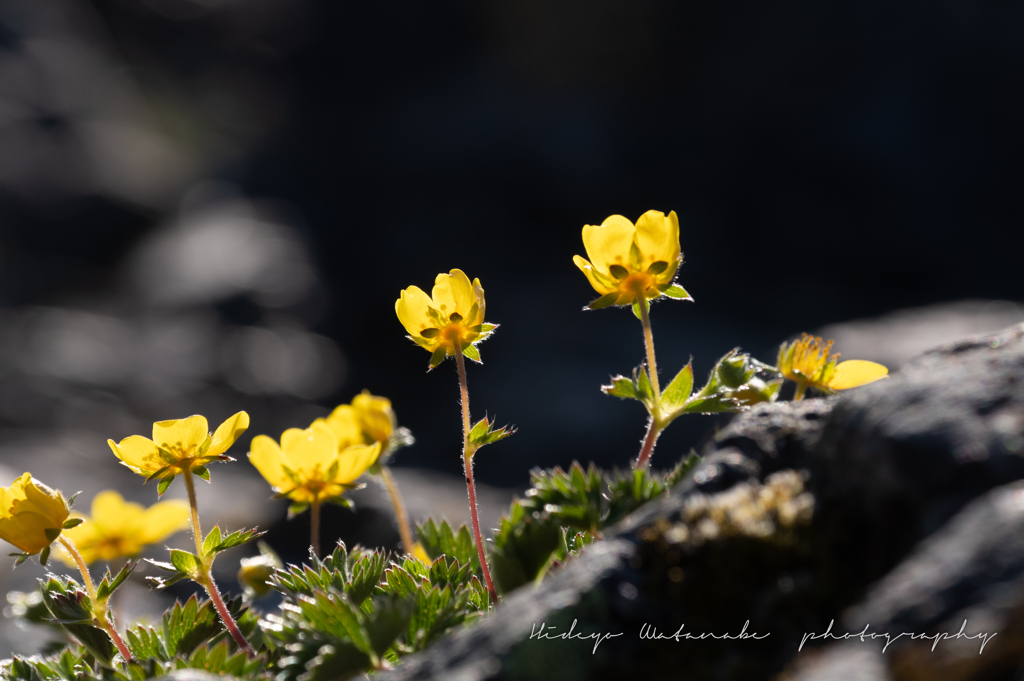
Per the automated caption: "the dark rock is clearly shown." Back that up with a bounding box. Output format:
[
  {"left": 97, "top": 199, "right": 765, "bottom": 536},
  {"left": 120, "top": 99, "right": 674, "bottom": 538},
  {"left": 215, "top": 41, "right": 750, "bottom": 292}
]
[{"left": 380, "top": 324, "right": 1024, "bottom": 681}]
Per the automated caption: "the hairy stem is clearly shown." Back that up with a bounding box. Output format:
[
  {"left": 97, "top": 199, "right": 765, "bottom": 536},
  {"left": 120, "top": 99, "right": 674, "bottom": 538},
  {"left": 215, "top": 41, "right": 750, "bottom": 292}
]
[
  {"left": 380, "top": 463, "right": 416, "bottom": 554},
  {"left": 59, "top": 536, "right": 134, "bottom": 664},
  {"left": 454, "top": 345, "right": 499, "bottom": 604},
  {"left": 310, "top": 499, "right": 321, "bottom": 558},
  {"left": 182, "top": 469, "right": 254, "bottom": 656},
  {"left": 636, "top": 416, "right": 662, "bottom": 469}
]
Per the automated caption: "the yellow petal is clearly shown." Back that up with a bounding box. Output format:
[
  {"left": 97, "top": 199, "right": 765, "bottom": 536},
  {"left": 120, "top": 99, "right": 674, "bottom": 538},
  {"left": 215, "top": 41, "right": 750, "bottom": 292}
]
[
  {"left": 0, "top": 511, "right": 53, "bottom": 554},
  {"left": 633, "top": 210, "right": 680, "bottom": 273},
  {"left": 207, "top": 411, "right": 250, "bottom": 457},
  {"left": 109, "top": 436, "right": 166, "bottom": 476},
  {"left": 572, "top": 255, "right": 617, "bottom": 296},
  {"left": 431, "top": 269, "right": 476, "bottom": 319},
  {"left": 281, "top": 423, "right": 339, "bottom": 478},
  {"left": 581, "top": 215, "right": 636, "bottom": 274},
  {"left": 138, "top": 499, "right": 191, "bottom": 544},
  {"left": 152, "top": 415, "right": 209, "bottom": 454},
  {"left": 471, "top": 278, "right": 486, "bottom": 325},
  {"left": 322, "top": 406, "right": 364, "bottom": 449},
  {"left": 828, "top": 360, "right": 889, "bottom": 390},
  {"left": 411, "top": 542, "right": 432, "bottom": 564},
  {"left": 249, "top": 435, "right": 290, "bottom": 490},
  {"left": 18, "top": 477, "right": 68, "bottom": 527},
  {"left": 352, "top": 391, "right": 394, "bottom": 444},
  {"left": 396, "top": 286, "right": 436, "bottom": 337},
  {"left": 332, "top": 442, "right": 382, "bottom": 484},
  {"left": 91, "top": 491, "right": 144, "bottom": 528}
]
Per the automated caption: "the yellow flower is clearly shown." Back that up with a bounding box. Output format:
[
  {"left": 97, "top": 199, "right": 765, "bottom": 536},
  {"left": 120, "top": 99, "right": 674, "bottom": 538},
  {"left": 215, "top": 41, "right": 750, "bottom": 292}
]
[
  {"left": 396, "top": 269, "right": 497, "bottom": 368},
  {"left": 777, "top": 334, "right": 889, "bottom": 395},
  {"left": 411, "top": 542, "right": 432, "bottom": 565},
  {"left": 248, "top": 422, "right": 381, "bottom": 507},
  {"left": 320, "top": 390, "right": 396, "bottom": 449},
  {"left": 573, "top": 210, "right": 691, "bottom": 309},
  {"left": 0, "top": 473, "right": 70, "bottom": 555},
  {"left": 56, "top": 491, "right": 190, "bottom": 565},
  {"left": 108, "top": 412, "right": 250, "bottom": 483}
]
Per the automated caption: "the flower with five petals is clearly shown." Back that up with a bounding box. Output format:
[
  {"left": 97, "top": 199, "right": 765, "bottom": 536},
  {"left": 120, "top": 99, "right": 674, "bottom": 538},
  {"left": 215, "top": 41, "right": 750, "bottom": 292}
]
[
  {"left": 573, "top": 210, "right": 691, "bottom": 310},
  {"left": 396, "top": 269, "right": 496, "bottom": 368},
  {"left": 107, "top": 413, "right": 250, "bottom": 489},
  {"left": 248, "top": 422, "right": 381, "bottom": 511},
  {"left": 56, "top": 491, "right": 190, "bottom": 565}
]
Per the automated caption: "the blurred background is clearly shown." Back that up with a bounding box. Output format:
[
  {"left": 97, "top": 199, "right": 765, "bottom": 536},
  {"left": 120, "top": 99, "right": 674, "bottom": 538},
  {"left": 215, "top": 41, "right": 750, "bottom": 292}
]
[{"left": 1, "top": 0, "right": 1023, "bottom": 656}]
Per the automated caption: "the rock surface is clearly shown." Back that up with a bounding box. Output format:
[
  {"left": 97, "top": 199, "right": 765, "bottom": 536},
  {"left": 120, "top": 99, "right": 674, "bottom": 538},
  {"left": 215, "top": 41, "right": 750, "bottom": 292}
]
[{"left": 378, "top": 324, "right": 1024, "bottom": 680}]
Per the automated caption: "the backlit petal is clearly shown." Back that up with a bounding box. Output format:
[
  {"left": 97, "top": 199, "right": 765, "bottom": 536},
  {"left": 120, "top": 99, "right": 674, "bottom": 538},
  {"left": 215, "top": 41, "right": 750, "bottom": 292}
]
[
  {"left": 207, "top": 411, "right": 250, "bottom": 457},
  {"left": 432, "top": 269, "right": 476, "bottom": 319},
  {"left": 322, "top": 406, "right": 363, "bottom": 449},
  {"left": 332, "top": 442, "right": 382, "bottom": 484},
  {"left": 91, "top": 491, "right": 143, "bottom": 528},
  {"left": 110, "top": 436, "right": 165, "bottom": 475},
  {"left": 396, "top": 286, "right": 435, "bottom": 337},
  {"left": 281, "top": 423, "right": 339, "bottom": 478},
  {"left": 573, "top": 255, "right": 617, "bottom": 295},
  {"left": 248, "top": 435, "right": 290, "bottom": 490},
  {"left": 153, "top": 415, "right": 209, "bottom": 453},
  {"left": 581, "top": 215, "right": 636, "bottom": 274},
  {"left": 138, "top": 499, "right": 191, "bottom": 544},
  {"left": 633, "top": 210, "right": 680, "bottom": 271},
  {"left": 828, "top": 360, "right": 889, "bottom": 390}
]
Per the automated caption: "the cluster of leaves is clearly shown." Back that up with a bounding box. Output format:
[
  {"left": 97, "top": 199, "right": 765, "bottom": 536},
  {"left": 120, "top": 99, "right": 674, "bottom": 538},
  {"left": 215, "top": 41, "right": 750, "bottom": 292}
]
[
  {"left": 488, "top": 452, "right": 700, "bottom": 593},
  {"left": 146, "top": 527, "right": 264, "bottom": 590},
  {"left": 264, "top": 541, "right": 489, "bottom": 680}
]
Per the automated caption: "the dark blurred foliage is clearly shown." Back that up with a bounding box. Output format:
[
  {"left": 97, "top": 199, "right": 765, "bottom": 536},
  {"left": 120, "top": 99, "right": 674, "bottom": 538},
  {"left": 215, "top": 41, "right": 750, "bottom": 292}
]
[{"left": 1, "top": 0, "right": 1022, "bottom": 487}]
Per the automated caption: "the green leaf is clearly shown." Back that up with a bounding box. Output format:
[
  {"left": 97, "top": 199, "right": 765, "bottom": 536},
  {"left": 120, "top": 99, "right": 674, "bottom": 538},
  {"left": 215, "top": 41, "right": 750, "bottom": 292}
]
[
  {"left": 419, "top": 328, "right": 440, "bottom": 339},
  {"left": 632, "top": 299, "right": 646, "bottom": 320},
  {"left": 170, "top": 550, "right": 200, "bottom": 576},
  {"left": 428, "top": 346, "right": 447, "bottom": 370},
  {"left": 95, "top": 561, "right": 136, "bottom": 602},
  {"left": 601, "top": 375, "right": 637, "bottom": 400},
  {"left": 287, "top": 502, "right": 310, "bottom": 519},
  {"left": 608, "top": 264, "right": 629, "bottom": 279},
  {"left": 661, "top": 362, "right": 694, "bottom": 412},
  {"left": 65, "top": 491, "right": 82, "bottom": 508},
  {"left": 211, "top": 528, "right": 265, "bottom": 555},
  {"left": 44, "top": 527, "right": 61, "bottom": 544},
  {"left": 365, "top": 595, "right": 413, "bottom": 657},
  {"left": 193, "top": 465, "right": 211, "bottom": 482},
  {"left": 647, "top": 260, "right": 669, "bottom": 275},
  {"left": 202, "top": 526, "right": 222, "bottom": 556},
  {"left": 416, "top": 519, "right": 479, "bottom": 573},
  {"left": 660, "top": 284, "right": 692, "bottom": 300},
  {"left": 461, "top": 343, "right": 481, "bottom": 363},
  {"left": 636, "top": 365, "right": 654, "bottom": 403},
  {"left": 156, "top": 475, "right": 175, "bottom": 497},
  {"left": 587, "top": 292, "right": 620, "bottom": 310},
  {"left": 480, "top": 323, "right": 498, "bottom": 333},
  {"left": 61, "top": 518, "right": 84, "bottom": 530},
  {"left": 39, "top": 545, "right": 50, "bottom": 566},
  {"left": 468, "top": 418, "right": 489, "bottom": 443}
]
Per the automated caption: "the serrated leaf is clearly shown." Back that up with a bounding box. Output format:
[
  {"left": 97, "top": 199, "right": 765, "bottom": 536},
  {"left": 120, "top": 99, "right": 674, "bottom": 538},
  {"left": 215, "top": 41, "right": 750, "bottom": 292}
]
[
  {"left": 602, "top": 375, "right": 638, "bottom": 400},
  {"left": 661, "top": 363, "right": 694, "bottom": 412},
  {"left": 365, "top": 595, "right": 413, "bottom": 657},
  {"left": 170, "top": 550, "right": 200, "bottom": 576},
  {"left": 211, "top": 528, "right": 265, "bottom": 555},
  {"left": 96, "top": 561, "right": 136, "bottom": 602},
  {"left": 660, "top": 284, "right": 692, "bottom": 300},
  {"left": 468, "top": 418, "right": 489, "bottom": 443},
  {"left": 202, "top": 526, "right": 223, "bottom": 556}
]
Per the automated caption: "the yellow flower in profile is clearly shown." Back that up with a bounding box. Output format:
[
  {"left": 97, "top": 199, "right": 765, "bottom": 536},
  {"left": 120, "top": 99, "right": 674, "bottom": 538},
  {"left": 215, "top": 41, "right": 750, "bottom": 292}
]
[
  {"left": 320, "top": 390, "right": 395, "bottom": 448},
  {"left": 0, "top": 473, "right": 70, "bottom": 555},
  {"left": 778, "top": 334, "right": 889, "bottom": 399},
  {"left": 248, "top": 422, "right": 381, "bottom": 508},
  {"left": 573, "top": 210, "right": 691, "bottom": 309},
  {"left": 56, "top": 491, "right": 190, "bottom": 565},
  {"left": 396, "top": 269, "right": 497, "bottom": 368},
  {"left": 107, "top": 412, "right": 250, "bottom": 484}
]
